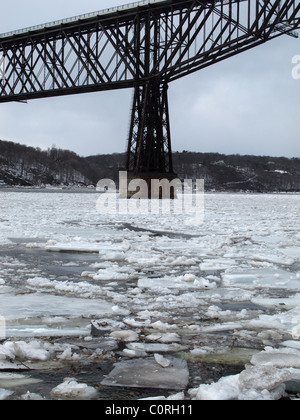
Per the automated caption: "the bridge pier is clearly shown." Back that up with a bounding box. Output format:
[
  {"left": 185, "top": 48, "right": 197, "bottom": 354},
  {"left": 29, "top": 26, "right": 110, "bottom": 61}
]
[
  {"left": 125, "top": 81, "right": 177, "bottom": 198},
  {"left": 119, "top": 171, "right": 178, "bottom": 199}
]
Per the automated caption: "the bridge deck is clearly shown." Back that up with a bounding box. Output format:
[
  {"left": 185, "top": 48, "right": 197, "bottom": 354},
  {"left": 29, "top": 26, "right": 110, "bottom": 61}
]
[{"left": 0, "top": 0, "right": 173, "bottom": 40}]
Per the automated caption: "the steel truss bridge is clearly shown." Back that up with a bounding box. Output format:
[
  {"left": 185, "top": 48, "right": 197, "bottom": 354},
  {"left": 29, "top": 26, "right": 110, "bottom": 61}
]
[{"left": 0, "top": 0, "right": 299, "bottom": 178}]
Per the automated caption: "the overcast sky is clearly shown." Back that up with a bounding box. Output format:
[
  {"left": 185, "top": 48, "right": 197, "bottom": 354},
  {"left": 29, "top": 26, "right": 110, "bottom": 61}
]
[{"left": 0, "top": 0, "right": 299, "bottom": 158}]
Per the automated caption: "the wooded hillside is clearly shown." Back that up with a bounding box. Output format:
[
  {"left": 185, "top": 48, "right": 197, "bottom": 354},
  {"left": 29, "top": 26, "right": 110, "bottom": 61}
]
[{"left": 0, "top": 139, "right": 299, "bottom": 192}]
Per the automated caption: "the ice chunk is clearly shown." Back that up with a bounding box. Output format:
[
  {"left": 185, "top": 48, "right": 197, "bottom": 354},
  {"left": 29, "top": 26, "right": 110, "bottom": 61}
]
[
  {"left": 139, "top": 392, "right": 185, "bottom": 400},
  {"left": 182, "top": 274, "right": 196, "bottom": 283},
  {"left": 0, "top": 389, "right": 14, "bottom": 400},
  {"left": 51, "top": 378, "right": 98, "bottom": 400},
  {"left": 99, "top": 251, "right": 126, "bottom": 262},
  {"left": 137, "top": 277, "right": 185, "bottom": 290},
  {"left": 154, "top": 353, "right": 171, "bottom": 368},
  {"left": 224, "top": 269, "right": 300, "bottom": 290},
  {"left": 13, "top": 341, "right": 49, "bottom": 361},
  {"left": 0, "top": 341, "right": 50, "bottom": 362},
  {"left": 20, "top": 392, "right": 45, "bottom": 400},
  {"left": 251, "top": 253, "right": 295, "bottom": 266},
  {"left": 239, "top": 365, "right": 291, "bottom": 391},
  {"left": 110, "top": 330, "right": 138, "bottom": 342},
  {"left": 238, "top": 385, "right": 286, "bottom": 400},
  {"left": 124, "top": 318, "right": 151, "bottom": 328},
  {"left": 257, "top": 330, "right": 283, "bottom": 345},
  {"left": 126, "top": 342, "right": 186, "bottom": 353},
  {"left": 0, "top": 373, "right": 41, "bottom": 388},
  {"left": 89, "top": 268, "right": 131, "bottom": 281},
  {"left": 57, "top": 348, "right": 80, "bottom": 361},
  {"left": 194, "top": 365, "right": 290, "bottom": 400},
  {"left": 91, "top": 319, "right": 124, "bottom": 337},
  {"left": 101, "top": 357, "right": 189, "bottom": 390},
  {"left": 1, "top": 293, "right": 113, "bottom": 322},
  {"left": 285, "top": 368, "right": 300, "bottom": 381},
  {"left": 280, "top": 341, "right": 300, "bottom": 350},
  {"left": 1, "top": 292, "right": 114, "bottom": 338},
  {"left": 251, "top": 348, "right": 300, "bottom": 368},
  {"left": 199, "top": 322, "right": 242, "bottom": 333},
  {"left": 195, "top": 374, "right": 240, "bottom": 400},
  {"left": 252, "top": 297, "right": 300, "bottom": 310},
  {"left": 245, "top": 304, "right": 300, "bottom": 336},
  {"left": 166, "top": 391, "right": 185, "bottom": 400},
  {"left": 223, "top": 274, "right": 259, "bottom": 287},
  {"left": 280, "top": 247, "right": 300, "bottom": 260},
  {"left": 200, "top": 259, "right": 237, "bottom": 271},
  {"left": 150, "top": 320, "right": 178, "bottom": 331},
  {"left": 138, "top": 275, "right": 215, "bottom": 290},
  {"left": 112, "top": 305, "right": 131, "bottom": 316},
  {"left": 26, "top": 277, "right": 53, "bottom": 288},
  {"left": 45, "top": 241, "right": 101, "bottom": 253},
  {"left": 122, "top": 347, "right": 149, "bottom": 358},
  {"left": 0, "top": 361, "right": 28, "bottom": 371},
  {"left": 146, "top": 332, "right": 181, "bottom": 343}
]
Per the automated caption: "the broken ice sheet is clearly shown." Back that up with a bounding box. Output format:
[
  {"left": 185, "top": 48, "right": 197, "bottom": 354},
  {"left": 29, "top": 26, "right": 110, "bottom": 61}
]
[
  {"left": 200, "top": 258, "right": 237, "bottom": 271},
  {"left": 101, "top": 356, "right": 189, "bottom": 390},
  {"left": 126, "top": 342, "right": 187, "bottom": 353},
  {"left": 0, "top": 373, "right": 41, "bottom": 388},
  {"left": 0, "top": 293, "right": 113, "bottom": 337},
  {"left": 251, "top": 348, "right": 300, "bottom": 369},
  {"left": 1, "top": 293, "right": 113, "bottom": 320},
  {"left": 0, "top": 389, "right": 14, "bottom": 400},
  {"left": 223, "top": 268, "right": 300, "bottom": 290}
]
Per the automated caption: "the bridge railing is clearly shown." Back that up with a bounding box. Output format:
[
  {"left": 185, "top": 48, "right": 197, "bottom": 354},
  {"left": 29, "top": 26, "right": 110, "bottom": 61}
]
[{"left": 0, "top": 0, "right": 167, "bottom": 39}]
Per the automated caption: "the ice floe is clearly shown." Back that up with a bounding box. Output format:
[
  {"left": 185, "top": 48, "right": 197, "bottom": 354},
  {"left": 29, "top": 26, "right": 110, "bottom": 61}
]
[
  {"left": 50, "top": 378, "right": 98, "bottom": 400},
  {"left": 0, "top": 191, "right": 299, "bottom": 399},
  {"left": 190, "top": 364, "right": 292, "bottom": 400},
  {"left": 101, "top": 356, "right": 189, "bottom": 390}
]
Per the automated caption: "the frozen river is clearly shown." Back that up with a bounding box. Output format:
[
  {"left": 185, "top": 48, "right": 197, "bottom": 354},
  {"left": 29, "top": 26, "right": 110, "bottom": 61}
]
[{"left": 0, "top": 190, "right": 299, "bottom": 400}]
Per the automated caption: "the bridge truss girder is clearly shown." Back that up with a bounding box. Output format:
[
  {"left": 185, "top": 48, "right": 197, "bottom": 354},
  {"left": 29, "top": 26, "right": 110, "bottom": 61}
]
[{"left": 0, "top": 0, "right": 299, "bottom": 175}]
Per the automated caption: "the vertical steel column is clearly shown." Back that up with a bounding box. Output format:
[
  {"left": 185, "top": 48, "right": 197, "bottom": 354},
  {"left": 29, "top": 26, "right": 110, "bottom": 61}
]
[
  {"left": 126, "top": 80, "right": 174, "bottom": 176},
  {"left": 125, "top": 7, "right": 176, "bottom": 197}
]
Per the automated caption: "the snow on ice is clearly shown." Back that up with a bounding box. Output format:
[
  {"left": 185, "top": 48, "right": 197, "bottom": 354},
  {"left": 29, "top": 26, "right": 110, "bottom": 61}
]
[
  {"left": 50, "top": 378, "right": 98, "bottom": 400},
  {"left": 0, "top": 191, "right": 299, "bottom": 399}
]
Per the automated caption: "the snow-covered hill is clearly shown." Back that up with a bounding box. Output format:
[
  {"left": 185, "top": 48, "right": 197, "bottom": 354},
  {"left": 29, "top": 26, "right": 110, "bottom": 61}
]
[{"left": 1, "top": 139, "right": 299, "bottom": 191}]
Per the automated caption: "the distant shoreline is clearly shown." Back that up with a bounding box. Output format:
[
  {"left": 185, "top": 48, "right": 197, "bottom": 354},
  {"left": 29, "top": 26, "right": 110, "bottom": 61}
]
[{"left": 0, "top": 186, "right": 299, "bottom": 195}]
